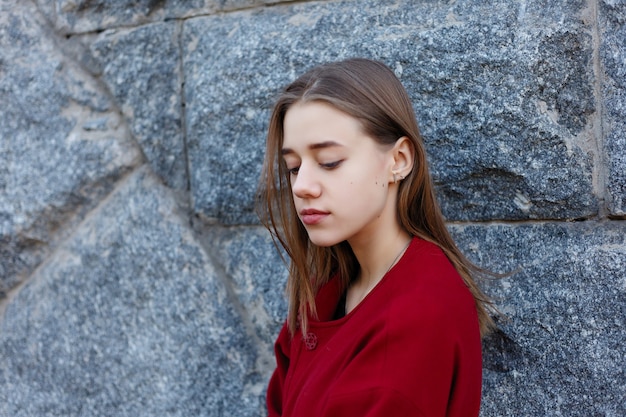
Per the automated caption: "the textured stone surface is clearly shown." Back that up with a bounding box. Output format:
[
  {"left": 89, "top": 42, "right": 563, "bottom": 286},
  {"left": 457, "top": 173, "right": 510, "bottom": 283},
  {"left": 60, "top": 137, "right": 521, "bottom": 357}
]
[
  {"left": 0, "top": 4, "right": 141, "bottom": 299},
  {"left": 413, "top": 1, "right": 596, "bottom": 221},
  {"left": 1, "top": 0, "right": 624, "bottom": 416},
  {"left": 91, "top": 22, "right": 187, "bottom": 190},
  {"left": 600, "top": 0, "right": 626, "bottom": 216},
  {"left": 0, "top": 167, "right": 264, "bottom": 417},
  {"left": 184, "top": 0, "right": 597, "bottom": 225},
  {"left": 36, "top": 0, "right": 299, "bottom": 34},
  {"left": 199, "top": 225, "right": 288, "bottom": 367},
  {"left": 451, "top": 222, "right": 626, "bottom": 417}
]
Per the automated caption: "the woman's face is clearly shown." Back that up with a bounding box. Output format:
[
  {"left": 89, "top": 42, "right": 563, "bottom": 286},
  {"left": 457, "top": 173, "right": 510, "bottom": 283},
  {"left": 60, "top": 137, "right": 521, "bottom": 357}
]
[{"left": 281, "top": 101, "right": 398, "bottom": 247}]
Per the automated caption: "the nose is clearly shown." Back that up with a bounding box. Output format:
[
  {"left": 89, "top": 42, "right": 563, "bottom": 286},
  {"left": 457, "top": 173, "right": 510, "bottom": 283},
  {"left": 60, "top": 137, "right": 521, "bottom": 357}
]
[{"left": 291, "top": 163, "right": 322, "bottom": 199}]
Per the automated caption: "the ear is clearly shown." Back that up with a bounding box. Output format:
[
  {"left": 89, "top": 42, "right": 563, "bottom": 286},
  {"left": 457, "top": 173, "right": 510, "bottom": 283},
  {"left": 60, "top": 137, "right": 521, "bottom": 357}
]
[{"left": 389, "top": 136, "right": 414, "bottom": 183}]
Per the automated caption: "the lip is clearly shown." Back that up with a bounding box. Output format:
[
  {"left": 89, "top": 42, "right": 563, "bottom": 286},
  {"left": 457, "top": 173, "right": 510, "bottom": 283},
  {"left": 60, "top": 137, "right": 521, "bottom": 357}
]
[{"left": 299, "top": 209, "right": 330, "bottom": 226}]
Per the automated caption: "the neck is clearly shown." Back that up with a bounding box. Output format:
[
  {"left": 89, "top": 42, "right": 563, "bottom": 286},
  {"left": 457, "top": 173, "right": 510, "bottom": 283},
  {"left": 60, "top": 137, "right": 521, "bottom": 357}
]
[
  {"left": 348, "top": 187, "right": 411, "bottom": 285},
  {"left": 344, "top": 226, "right": 411, "bottom": 314},
  {"left": 349, "top": 227, "right": 412, "bottom": 287}
]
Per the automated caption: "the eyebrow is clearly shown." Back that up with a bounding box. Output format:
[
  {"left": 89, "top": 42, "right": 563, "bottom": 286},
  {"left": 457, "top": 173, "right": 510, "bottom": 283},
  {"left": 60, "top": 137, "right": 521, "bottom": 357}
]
[{"left": 281, "top": 141, "right": 343, "bottom": 155}]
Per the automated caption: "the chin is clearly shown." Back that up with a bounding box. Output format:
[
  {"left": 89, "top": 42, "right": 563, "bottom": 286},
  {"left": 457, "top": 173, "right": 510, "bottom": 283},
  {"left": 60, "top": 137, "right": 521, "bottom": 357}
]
[{"left": 306, "top": 231, "right": 345, "bottom": 248}]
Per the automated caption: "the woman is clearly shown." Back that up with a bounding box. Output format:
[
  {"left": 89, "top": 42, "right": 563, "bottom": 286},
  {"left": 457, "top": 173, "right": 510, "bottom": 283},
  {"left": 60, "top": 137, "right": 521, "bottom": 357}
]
[{"left": 257, "top": 58, "right": 494, "bottom": 417}]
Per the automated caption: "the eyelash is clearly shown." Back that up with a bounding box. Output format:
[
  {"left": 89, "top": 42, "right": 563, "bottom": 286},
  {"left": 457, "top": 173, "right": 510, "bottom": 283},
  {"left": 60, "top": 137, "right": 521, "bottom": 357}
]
[
  {"left": 321, "top": 160, "right": 343, "bottom": 169},
  {"left": 288, "top": 160, "right": 344, "bottom": 175}
]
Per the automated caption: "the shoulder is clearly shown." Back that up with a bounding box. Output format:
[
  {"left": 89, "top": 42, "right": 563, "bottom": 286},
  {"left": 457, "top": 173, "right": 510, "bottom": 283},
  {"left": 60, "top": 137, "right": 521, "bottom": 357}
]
[
  {"left": 387, "top": 238, "right": 476, "bottom": 322},
  {"left": 371, "top": 240, "right": 482, "bottom": 412},
  {"left": 399, "top": 238, "right": 464, "bottom": 288},
  {"left": 376, "top": 238, "right": 480, "bottom": 358}
]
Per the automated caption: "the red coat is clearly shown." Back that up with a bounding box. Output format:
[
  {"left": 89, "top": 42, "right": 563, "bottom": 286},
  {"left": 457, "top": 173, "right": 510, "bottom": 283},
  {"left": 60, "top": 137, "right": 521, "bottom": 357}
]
[{"left": 267, "top": 237, "right": 482, "bottom": 417}]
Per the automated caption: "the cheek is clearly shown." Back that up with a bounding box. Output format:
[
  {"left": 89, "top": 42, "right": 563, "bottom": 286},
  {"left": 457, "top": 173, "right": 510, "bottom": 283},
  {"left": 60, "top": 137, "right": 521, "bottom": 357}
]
[{"left": 340, "top": 168, "right": 388, "bottom": 206}]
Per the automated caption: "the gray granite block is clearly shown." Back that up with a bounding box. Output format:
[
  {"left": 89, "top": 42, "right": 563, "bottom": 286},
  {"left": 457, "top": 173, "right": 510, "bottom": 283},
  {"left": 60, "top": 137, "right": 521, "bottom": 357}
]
[
  {"left": 0, "top": 167, "right": 264, "bottom": 417},
  {"left": 0, "top": 4, "right": 141, "bottom": 299},
  {"left": 450, "top": 222, "right": 626, "bottom": 417},
  {"left": 36, "top": 0, "right": 300, "bottom": 34},
  {"left": 91, "top": 22, "right": 187, "bottom": 190},
  {"left": 184, "top": 0, "right": 597, "bottom": 225},
  {"left": 600, "top": 0, "right": 626, "bottom": 216},
  {"left": 199, "top": 225, "right": 288, "bottom": 373}
]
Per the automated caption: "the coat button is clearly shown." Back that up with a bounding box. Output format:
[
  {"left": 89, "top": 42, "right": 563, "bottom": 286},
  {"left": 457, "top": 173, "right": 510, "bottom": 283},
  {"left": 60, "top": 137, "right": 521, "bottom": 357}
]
[{"left": 304, "top": 332, "right": 317, "bottom": 350}]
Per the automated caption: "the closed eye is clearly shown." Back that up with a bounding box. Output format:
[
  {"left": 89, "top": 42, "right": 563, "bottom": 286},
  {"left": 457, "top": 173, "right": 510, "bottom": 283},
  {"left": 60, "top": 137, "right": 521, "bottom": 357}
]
[
  {"left": 287, "top": 160, "right": 343, "bottom": 176},
  {"left": 321, "top": 160, "right": 344, "bottom": 169}
]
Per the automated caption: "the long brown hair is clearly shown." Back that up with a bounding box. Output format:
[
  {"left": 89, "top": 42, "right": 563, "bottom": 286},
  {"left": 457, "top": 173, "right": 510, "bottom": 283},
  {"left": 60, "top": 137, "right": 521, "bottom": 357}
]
[{"left": 256, "top": 58, "right": 495, "bottom": 337}]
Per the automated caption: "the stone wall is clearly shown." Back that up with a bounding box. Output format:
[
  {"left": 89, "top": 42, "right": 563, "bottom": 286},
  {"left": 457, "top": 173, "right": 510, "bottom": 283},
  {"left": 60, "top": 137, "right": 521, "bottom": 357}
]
[{"left": 0, "top": 0, "right": 624, "bottom": 416}]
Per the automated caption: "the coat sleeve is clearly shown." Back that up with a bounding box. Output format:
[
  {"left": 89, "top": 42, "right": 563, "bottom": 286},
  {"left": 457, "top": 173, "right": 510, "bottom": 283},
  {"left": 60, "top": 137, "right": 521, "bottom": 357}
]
[
  {"left": 322, "top": 387, "right": 426, "bottom": 417},
  {"left": 266, "top": 322, "right": 291, "bottom": 417}
]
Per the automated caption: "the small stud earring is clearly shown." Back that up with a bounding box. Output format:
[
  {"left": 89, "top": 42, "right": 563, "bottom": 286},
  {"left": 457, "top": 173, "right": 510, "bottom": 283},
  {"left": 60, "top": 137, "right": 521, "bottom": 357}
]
[{"left": 393, "top": 172, "right": 404, "bottom": 183}]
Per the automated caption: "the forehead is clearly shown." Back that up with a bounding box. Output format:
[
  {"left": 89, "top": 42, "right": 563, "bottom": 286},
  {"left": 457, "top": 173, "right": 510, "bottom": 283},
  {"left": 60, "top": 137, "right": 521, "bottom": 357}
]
[{"left": 282, "top": 101, "right": 364, "bottom": 150}]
